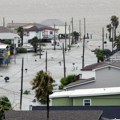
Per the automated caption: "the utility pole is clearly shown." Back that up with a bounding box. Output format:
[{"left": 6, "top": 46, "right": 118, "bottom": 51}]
[
  {"left": 54, "top": 24, "right": 56, "bottom": 50},
  {"left": 3, "top": 17, "right": 5, "bottom": 27},
  {"left": 102, "top": 27, "right": 104, "bottom": 50},
  {"left": 112, "top": 25, "right": 114, "bottom": 52},
  {"left": 79, "top": 20, "right": 81, "bottom": 41},
  {"left": 69, "top": 25, "right": 71, "bottom": 50},
  {"left": 45, "top": 51, "right": 47, "bottom": 72},
  {"left": 39, "top": 42, "right": 41, "bottom": 59},
  {"left": 65, "top": 22, "right": 67, "bottom": 51},
  {"left": 20, "top": 58, "right": 24, "bottom": 110},
  {"left": 82, "top": 18, "right": 86, "bottom": 69},
  {"left": 71, "top": 17, "right": 74, "bottom": 44},
  {"left": 62, "top": 43, "right": 66, "bottom": 78}
]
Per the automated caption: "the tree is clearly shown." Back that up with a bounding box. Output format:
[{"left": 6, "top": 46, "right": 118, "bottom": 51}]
[
  {"left": 71, "top": 31, "right": 79, "bottom": 43},
  {"left": 59, "top": 74, "right": 76, "bottom": 89},
  {"left": 0, "top": 96, "right": 12, "bottom": 120},
  {"left": 106, "top": 24, "right": 112, "bottom": 41},
  {"left": 115, "top": 35, "right": 120, "bottom": 50},
  {"left": 31, "top": 37, "right": 39, "bottom": 53},
  {"left": 31, "top": 70, "right": 55, "bottom": 104},
  {"left": 17, "top": 26, "right": 24, "bottom": 46},
  {"left": 94, "top": 49, "right": 105, "bottom": 63},
  {"left": 111, "top": 15, "right": 119, "bottom": 41}
]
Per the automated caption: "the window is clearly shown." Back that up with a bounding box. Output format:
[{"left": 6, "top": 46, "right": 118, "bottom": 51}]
[{"left": 83, "top": 99, "right": 91, "bottom": 106}]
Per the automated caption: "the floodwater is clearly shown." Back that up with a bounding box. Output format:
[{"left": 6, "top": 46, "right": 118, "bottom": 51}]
[
  {"left": 0, "top": 0, "right": 118, "bottom": 109},
  {"left": 0, "top": 38, "right": 112, "bottom": 110}
]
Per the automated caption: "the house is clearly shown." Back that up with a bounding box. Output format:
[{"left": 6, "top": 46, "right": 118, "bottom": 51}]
[
  {"left": 41, "top": 19, "right": 68, "bottom": 39},
  {"left": 50, "top": 87, "right": 120, "bottom": 107},
  {"left": 5, "top": 110, "right": 104, "bottom": 120},
  {"left": 7, "top": 23, "right": 58, "bottom": 44},
  {"left": 0, "top": 26, "right": 21, "bottom": 47},
  {"left": 64, "top": 62, "right": 120, "bottom": 90},
  {"left": 0, "top": 44, "right": 10, "bottom": 65}
]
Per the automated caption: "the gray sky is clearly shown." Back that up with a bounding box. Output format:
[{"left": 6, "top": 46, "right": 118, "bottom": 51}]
[{"left": 0, "top": 0, "right": 120, "bottom": 33}]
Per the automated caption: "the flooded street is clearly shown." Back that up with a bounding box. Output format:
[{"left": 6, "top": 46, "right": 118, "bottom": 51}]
[{"left": 0, "top": 38, "right": 112, "bottom": 110}]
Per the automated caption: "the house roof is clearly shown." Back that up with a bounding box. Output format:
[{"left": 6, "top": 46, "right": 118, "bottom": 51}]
[
  {"left": 50, "top": 87, "right": 120, "bottom": 98},
  {"left": 81, "top": 62, "right": 120, "bottom": 71},
  {"left": 23, "top": 23, "right": 58, "bottom": 31},
  {"left": 94, "top": 62, "right": 120, "bottom": 71},
  {"left": 7, "top": 23, "right": 31, "bottom": 29},
  {"left": 41, "top": 19, "right": 65, "bottom": 26},
  {"left": 64, "top": 77, "right": 95, "bottom": 90},
  {"left": 5, "top": 110, "right": 103, "bottom": 120},
  {"left": 81, "top": 62, "right": 104, "bottom": 71},
  {"left": 0, "top": 33, "right": 20, "bottom": 39},
  {"left": 0, "top": 26, "right": 13, "bottom": 33}
]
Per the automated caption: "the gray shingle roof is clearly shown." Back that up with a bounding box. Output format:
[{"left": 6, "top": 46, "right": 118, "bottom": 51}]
[
  {"left": 5, "top": 110, "right": 103, "bottom": 120},
  {"left": 0, "top": 26, "right": 13, "bottom": 33},
  {"left": 95, "top": 62, "right": 120, "bottom": 70},
  {"left": 64, "top": 77, "right": 95, "bottom": 89}
]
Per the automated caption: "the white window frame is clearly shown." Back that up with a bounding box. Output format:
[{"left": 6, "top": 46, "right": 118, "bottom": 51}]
[{"left": 83, "top": 99, "right": 91, "bottom": 106}]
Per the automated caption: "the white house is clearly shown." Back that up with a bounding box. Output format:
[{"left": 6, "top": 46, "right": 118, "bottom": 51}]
[
  {"left": 7, "top": 22, "right": 59, "bottom": 44},
  {"left": 0, "top": 26, "right": 21, "bottom": 47},
  {"left": 23, "top": 23, "right": 58, "bottom": 44},
  {"left": 41, "top": 19, "right": 68, "bottom": 35}
]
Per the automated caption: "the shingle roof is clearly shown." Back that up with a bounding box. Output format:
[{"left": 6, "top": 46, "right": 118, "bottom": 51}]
[
  {"left": 5, "top": 110, "right": 103, "bottom": 120},
  {"left": 94, "top": 62, "right": 120, "bottom": 70},
  {"left": 81, "top": 62, "right": 104, "bottom": 71},
  {"left": 0, "top": 26, "right": 13, "bottom": 33},
  {"left": 64, "top": 77, "right": 95, "bottom": 89},
  {"left": 81, "top": 62, "right": 120, "bottom": 71}
]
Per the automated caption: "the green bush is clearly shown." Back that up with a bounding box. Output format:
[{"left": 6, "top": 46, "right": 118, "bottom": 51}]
[
  {"left": 23, "top": 90, "right": 30, "bottom": 95},
  {"left": 59, "top": 74, "right": 76, "bottom": 89},
  {"left": 16, "top": 47, "right": 27, "bottom": 53}
]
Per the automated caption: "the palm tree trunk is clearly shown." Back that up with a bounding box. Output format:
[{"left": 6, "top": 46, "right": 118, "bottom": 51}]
[{"left": 47, "top": 93, "right": 49, "bottom": 120}]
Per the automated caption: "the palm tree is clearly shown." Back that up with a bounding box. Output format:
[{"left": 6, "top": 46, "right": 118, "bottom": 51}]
[
  {"left": 0, "top": 96, "right": 12, "bottom": 120},
  {"left": 31, "top": 70, "right": 55, "bottom": 104},
  {"left": 111, "top": 15, "right": 119, "bottom": 41},
  {"left": 17, "top": 26, "right": 24, "bottom": 46},
  {"left": 31, "top": 70, "right": 55, "bottom": 119},
  {"left": 106, "top": 24, "right": 112, "bottom": 41},
  {"left": 31, "top": 37, "right": 39, "bottom": 53},
  {"left": 71, "top": 31, "right": 79, "bottom": 43}
]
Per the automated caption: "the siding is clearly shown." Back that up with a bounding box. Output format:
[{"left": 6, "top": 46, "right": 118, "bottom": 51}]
[
  {"left": 52, "top": 97, "right": 73, "bottom": 106},
  {"left": 73, "top": 95, "right": 120, "bottom": 106},
  {"left": 51, "top": 95, "right": 120, "bottom": 106}
]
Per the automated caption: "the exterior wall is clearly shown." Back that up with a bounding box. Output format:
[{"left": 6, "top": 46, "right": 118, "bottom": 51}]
[
  {"left": 51, "top": 94, "right": 120, "bottom": 106},
  {"left": 73, "top": 95, "right": 120, "bottom": 106},
  {"left": 51, "top": 97, "right": 73, "bottom": 106}
]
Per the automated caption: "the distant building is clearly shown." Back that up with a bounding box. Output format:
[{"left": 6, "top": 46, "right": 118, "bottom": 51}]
[
  {"left": 7, "top": 23, "right": 58, "bottom": 44},
  {"left": 41, "top": 19, "right": 68, "bottom": 38}
]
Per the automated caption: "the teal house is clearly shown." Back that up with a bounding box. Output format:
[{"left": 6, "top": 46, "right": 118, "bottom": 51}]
[
  {"left": 0, "top": 44, "right": 11, "bottom": 65},
  {"left": 50, "top": 87, "right": 120, "bottom": 106}
]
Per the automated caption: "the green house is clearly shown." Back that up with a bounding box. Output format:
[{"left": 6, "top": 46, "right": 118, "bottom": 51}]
[{"left": 50, "top": 87, "right": 120, "bottom": 106}]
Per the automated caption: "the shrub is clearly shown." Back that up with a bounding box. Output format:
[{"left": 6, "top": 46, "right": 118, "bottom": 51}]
[
  {"left": 16, "top": 47, "right": 27, "bottom": 53},
  {"left": 59, "top": 74, "right": 76, "bottom": 89},
  {"left": 23, "top": 90, "right": 30, "bottom": 95}
]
